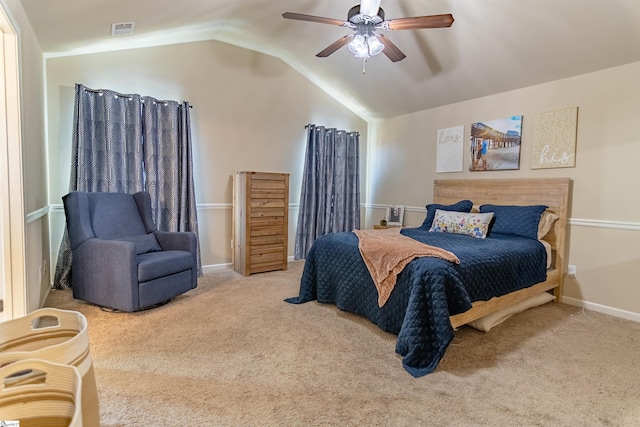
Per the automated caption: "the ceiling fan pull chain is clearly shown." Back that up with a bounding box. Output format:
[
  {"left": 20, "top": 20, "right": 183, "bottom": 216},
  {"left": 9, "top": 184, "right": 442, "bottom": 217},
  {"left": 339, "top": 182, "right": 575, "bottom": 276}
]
[{"left": 362, "top": 58, "right": 367, "bottom": 74}]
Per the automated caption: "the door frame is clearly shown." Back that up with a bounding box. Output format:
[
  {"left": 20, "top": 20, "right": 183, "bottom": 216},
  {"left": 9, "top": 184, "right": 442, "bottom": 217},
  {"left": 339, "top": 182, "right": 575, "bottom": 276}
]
[{"left": 0, "top": 2, "right": 26, "bottom": 321}]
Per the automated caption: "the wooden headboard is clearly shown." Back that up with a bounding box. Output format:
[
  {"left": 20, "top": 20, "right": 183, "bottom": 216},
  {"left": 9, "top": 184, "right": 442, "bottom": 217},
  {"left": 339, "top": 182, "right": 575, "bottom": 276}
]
[{"left": 433, "top": 178, "right": 572, "bottom": 304}]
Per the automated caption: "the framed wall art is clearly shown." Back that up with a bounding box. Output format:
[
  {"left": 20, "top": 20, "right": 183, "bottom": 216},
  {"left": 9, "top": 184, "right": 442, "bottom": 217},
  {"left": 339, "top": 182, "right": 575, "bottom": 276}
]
[
  {"left": 470, "top": 115, "right": 523, "bottom": 171},
  {"left": 385, "top": 205, "right": 405, "bottom": 226},
  {"left": 436, "top": 125, "right": 464, "bottom": 173},
  {"left": 531, "top": 106, "right": 578, "bottom": 169}
]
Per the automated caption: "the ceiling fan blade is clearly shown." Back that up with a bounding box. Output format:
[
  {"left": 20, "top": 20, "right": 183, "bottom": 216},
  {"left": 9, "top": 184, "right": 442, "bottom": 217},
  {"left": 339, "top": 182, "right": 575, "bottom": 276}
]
[
  {"left": 377, "top": 34, "right": 406, "bottom": 62},
  {"left": 282, "top": 12, "right": 349, "bottom": 27},
  {"left": 316, "top": 35, "right": 354, "bottom": 57},
  {"left": 384, "top": 14, "right": 454, "bottom": 31},
  {"left": 359, "top": 0, "right": 381, "bottom": 17}
]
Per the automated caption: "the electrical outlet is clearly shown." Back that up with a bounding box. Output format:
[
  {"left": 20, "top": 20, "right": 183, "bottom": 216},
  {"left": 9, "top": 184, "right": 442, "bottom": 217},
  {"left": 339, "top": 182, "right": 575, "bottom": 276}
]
[
  {"left": 39, "top": 260, "right": 48, "bottom": 279},
  {"left": 567, "top": 265, "right": 577, "bottom": 278}
]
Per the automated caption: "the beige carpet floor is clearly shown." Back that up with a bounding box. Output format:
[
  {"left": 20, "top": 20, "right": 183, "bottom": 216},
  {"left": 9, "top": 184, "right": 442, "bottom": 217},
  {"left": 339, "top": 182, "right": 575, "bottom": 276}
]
[{"left": 45, "top": 261, "right": 640, "bottom": 426}]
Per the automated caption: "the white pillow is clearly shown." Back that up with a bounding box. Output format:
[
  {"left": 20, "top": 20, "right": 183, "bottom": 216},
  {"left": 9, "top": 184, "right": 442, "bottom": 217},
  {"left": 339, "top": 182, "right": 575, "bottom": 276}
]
[
  {"left": 538, "top": 211, "right": 559, "bottom": 239},
  {"left": 467, "top": 292, "right": 556, "bottom": 332},
  {"left": 429, "top": 209, "right": 494, "bottom": 239},
  {"left": 540, "top": 239, "right": 553, "bottom": 269},
  {"left": 538, "top": 211, "right": 558, "bottom": 269}
]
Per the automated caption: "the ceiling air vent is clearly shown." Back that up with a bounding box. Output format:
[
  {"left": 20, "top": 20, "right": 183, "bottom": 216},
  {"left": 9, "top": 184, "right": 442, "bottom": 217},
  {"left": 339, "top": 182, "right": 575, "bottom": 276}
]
[{"left": 111, "top": 22, "right": 135, "bottom": 36}]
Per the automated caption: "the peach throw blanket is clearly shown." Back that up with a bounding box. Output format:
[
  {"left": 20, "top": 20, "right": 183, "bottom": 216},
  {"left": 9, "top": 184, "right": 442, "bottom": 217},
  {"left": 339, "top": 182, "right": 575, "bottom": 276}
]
[{"left": 353, "top": 228, "right": 460, "bottom": 307}]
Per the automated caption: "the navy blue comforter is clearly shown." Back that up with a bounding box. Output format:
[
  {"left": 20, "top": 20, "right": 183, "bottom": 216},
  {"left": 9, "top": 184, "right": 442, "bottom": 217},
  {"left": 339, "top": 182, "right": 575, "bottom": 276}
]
[{"left": 285, "top": 228, "right": 547, "bottom": 377}]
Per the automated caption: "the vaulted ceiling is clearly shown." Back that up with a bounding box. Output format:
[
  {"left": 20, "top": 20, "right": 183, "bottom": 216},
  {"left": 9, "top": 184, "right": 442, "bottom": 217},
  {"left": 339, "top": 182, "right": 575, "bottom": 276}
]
[{"left": 20, "top": 0, "right": 640, "bottom": 120}]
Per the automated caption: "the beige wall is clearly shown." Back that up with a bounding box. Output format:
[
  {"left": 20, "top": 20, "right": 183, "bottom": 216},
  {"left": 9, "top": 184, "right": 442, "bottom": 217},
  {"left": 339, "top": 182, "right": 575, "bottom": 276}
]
[
  {"left": 3, "top": 0, "right": 49, "bottom": 313},
  {"left": 369, "top": 62, "right": 640, "bottom": 319},
  {"left": 45, "top": 40, "right": 368, "bottom": 271}
]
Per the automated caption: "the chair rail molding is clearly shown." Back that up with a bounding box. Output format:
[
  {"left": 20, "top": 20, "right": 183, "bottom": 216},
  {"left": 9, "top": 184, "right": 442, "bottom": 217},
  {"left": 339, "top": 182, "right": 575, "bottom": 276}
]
[
  {"left": 366, "top": 204, "right": 640, "bottom": 232},
  {"left": 569, "top": 218, "right": 640, "bottom": 232},
  {"left": 26, "top": 206, "right": 50, "bottom": 223},
  {"left": 46, "top": 203, "right": 640, "bottom": 232}
]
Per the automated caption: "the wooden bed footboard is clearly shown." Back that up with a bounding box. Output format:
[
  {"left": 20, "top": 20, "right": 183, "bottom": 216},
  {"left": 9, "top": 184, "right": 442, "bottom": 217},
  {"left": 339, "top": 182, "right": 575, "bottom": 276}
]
[{"left": 432, "top": 178, "right": 572, "bottom": 328}]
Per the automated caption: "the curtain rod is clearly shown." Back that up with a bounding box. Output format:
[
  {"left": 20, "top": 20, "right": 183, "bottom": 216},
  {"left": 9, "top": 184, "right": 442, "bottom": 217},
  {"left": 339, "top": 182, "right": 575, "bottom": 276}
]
[
  {"left": 304, "top": 124, "right": 359, "bottom": 135},
  {"left": 81, "top": 86, "right": 192, "bottom": 107}
]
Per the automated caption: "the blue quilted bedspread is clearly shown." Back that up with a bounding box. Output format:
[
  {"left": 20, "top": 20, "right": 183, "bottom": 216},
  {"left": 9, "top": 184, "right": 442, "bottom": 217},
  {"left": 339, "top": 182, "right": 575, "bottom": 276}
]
[{"left": 285, "top": 228, "right": 547, "bottom": 377}]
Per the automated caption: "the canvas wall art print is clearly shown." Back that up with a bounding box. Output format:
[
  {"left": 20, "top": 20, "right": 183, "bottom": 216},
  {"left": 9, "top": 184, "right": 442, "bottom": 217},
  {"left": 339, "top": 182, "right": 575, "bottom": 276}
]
[
  {"left": 436, "top": 125, "right": 464, "bottom": 173},
  {"left": 470, "top": 115, "right": 523, "bottom": 171},
  {"left": 531, "top": 107, "right": 578, "bottom": 169}
]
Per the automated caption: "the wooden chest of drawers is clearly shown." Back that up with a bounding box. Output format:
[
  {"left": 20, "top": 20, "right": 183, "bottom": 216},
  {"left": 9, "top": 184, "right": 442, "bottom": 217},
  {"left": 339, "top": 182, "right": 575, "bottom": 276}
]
[{"left": 233, "top": 171, "right": 289, "bottom": 275}]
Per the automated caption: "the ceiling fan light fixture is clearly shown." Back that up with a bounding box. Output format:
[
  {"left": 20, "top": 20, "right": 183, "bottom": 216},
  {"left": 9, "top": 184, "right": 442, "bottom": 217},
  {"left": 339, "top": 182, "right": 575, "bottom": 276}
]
[
  {"left": 367, "top": 35, "right": 384, "bottom": 56},
  {"left": 348, "top": 34, "right": 368, "bottom": 57}
]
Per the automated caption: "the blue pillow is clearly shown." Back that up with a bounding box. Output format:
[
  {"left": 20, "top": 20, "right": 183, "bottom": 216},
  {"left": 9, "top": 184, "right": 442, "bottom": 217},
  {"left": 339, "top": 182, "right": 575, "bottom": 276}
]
[
  {"left": 421, "top": 199, "right": 473, "bottom": 229},
  {"left": 119, "top": 233, "right": 162, "bottom": 254},
  {"left": 479, "top": 204, "right": 548, "bottom": 239}
]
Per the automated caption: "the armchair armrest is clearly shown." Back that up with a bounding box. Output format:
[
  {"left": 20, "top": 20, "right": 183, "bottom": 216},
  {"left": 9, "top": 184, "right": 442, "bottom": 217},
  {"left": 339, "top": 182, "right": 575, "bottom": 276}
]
[
  {"left": 155, "top": 231, "right": 198, "bottom": 289},
  {"left": 154, "top": 231, "right": 197, "bottom": 253},
  {"left": 73, "top": 238, "right": 139, "bottom": 311}
]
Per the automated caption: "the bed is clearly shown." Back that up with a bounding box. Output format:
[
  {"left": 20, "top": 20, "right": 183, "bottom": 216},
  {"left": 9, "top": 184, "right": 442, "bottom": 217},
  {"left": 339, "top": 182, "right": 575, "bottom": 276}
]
[{"left": 286, "top": 178, "right": 572, "bottom": 377}]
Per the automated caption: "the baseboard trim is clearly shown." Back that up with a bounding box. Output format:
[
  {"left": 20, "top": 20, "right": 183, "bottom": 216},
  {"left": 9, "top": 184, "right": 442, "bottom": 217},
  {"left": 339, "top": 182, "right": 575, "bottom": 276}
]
[
  {"left": 562, "top": 296, "right": 640, "bottom": 323},
  {"left": 202, "top": 263, "right": 233, "bottom": 274},
  {"left": 202, "top": 257, "right": 301, "bottom": 275}
]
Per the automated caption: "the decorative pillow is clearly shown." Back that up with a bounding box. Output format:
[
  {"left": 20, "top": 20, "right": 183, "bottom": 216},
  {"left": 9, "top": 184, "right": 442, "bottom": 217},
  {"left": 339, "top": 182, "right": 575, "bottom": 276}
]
[
  {"left": 421, "top": 199, "right": 473, "bottom": 229},
  {"left": 428, "top": 209, "right": 494, "bottom": 238},
  {"left": 479, "top": 204, "right": 548, "bottom": 240},
  {"left": 538, "top": 210, "right": 559, "bottom": 239},
  {"left": 119, "top": 233, "right": 162, "bottom": 254}
]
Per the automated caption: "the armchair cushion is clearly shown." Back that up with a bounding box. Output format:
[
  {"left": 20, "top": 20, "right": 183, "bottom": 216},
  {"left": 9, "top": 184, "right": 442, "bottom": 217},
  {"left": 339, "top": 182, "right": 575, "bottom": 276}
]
[
  {"left": 90, "top": 193, "right": 148, "bottom": 239},
  {"left": 137, "top": 250, "right": 194, "bottom": 282}
]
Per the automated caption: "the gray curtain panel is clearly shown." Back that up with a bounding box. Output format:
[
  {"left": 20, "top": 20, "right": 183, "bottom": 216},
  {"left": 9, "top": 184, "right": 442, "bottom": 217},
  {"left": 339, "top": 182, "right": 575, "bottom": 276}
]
[
  {"left": 54, "top": 84, "right": 202, "bottom": 289},
  {"left": 294, "top": 124, "right": 360, "bottom": 260},
  {"left": 142, "top": 97, "right": 202, "bottom": 275}
]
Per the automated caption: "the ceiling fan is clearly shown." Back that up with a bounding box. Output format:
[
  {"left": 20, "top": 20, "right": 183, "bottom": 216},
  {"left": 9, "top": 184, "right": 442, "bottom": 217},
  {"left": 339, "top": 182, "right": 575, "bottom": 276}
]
[{"left": 282, "top": 0, "right": 454, "bottom": 64}]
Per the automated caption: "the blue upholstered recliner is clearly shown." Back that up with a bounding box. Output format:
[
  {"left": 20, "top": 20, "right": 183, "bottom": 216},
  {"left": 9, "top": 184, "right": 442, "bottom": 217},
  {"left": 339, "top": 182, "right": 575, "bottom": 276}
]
[{"left": 62, "top": 191, "right": 198, "bottom": 312}]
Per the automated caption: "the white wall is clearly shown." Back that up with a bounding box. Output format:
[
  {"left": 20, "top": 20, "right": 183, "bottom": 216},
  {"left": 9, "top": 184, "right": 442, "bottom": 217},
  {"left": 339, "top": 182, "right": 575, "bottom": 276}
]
[
  {"left": 45, "top": 40, "right": 368, "bottom": 272},
  {"left": 370, "top": 62, "right": 640, "bottom": 319}
]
